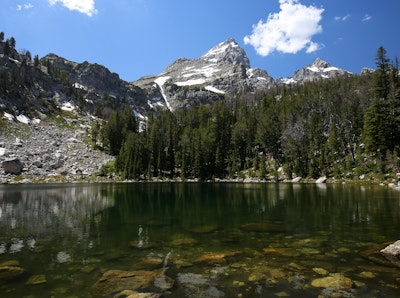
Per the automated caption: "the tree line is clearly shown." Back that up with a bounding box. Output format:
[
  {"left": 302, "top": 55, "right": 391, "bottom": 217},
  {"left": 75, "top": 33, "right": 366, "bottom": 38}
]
[{"left": 95, "top": 47, "right": 398, "bottom": 181}]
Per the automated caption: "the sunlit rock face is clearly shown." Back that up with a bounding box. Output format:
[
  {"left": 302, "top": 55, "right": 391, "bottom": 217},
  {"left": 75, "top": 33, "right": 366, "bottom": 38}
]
[{"left": 133, "top": 38, "right": 275, "bottom": 111}]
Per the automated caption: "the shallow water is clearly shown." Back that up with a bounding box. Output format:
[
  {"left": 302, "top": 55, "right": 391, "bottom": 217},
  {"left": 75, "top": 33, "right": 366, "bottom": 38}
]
[{"left": 0, "top": 182, "right": 399, "bottom": 297}]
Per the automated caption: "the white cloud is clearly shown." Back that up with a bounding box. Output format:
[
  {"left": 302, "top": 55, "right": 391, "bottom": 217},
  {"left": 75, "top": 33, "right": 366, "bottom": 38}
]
[
  {"left": 306, "top": 41, "right": 323, "bottom": 53},
  {"left": 49, "top": 0, "right": 98, "bottom": 17},
  {"left": 244, "top": 0, "right": 324, "bottom": 56},
  {"left": 362, "top": 14, "right": 372, "bottom": 22},
  {"left": 17, "top": 3, "right": 34, "bottom": 11},
  {"left": 334, "top": 14, "right": 350, "bottom": 21}
]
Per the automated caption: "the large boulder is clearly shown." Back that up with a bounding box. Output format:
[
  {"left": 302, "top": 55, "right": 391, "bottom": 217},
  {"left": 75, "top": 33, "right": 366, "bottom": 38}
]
[
  {"left": 2, "top": 158, "right": 24, "bottom": 175},
  {"left": 380, "top": 240, "right": 400, "bottom": 267}
]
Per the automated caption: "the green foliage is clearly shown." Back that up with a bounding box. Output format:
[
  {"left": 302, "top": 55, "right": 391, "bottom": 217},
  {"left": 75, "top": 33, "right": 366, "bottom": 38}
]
[
  {"left": 34, "top": 55, "right": 39, "bottom": 67},
  {"left": 98, "top": 160, "right": 116, "bottom": 177},
  {"left": 95, "top": 46, "right": 399, "bottom": 181},
  {"left": 363, "top": 47, "right": 400, "bottom": 157},
  {"left": 3, "top": 40, "right": 10, "bottom": 56},
  {"left": 101, "top": 107, "right": 138, "bottom": 155},
  {"left": 116, "top": 132, "right": 149, "bottom": 179}
]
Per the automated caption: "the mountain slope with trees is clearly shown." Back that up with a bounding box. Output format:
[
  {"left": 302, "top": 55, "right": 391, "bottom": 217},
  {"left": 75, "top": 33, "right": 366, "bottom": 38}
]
[
  {"left": 100, "top": 47, "right": 400, "bottom": 182},
  {"left": 0, "top": 31, "right": 399, "bottom": 183}
]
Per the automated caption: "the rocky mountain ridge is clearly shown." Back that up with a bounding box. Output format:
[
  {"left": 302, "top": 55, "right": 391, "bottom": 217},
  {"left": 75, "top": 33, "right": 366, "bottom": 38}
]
[
  {"left": 134, "top": 38, "right": 275, "bottom": 111},
  {"left": 42, "top": 53, "right": 147, "bottom": 109},
  {"left": 0, "top": 35, "right": 358, "bottom": 181},
  {"left": 277, "top": 57, "right": 352, "bottom": 85},
  {"left": 133, "top": 38, "right": 351, "bottom": 111},
  {"left": 1, "top": 36, "right": 354, "bottom": 118}
]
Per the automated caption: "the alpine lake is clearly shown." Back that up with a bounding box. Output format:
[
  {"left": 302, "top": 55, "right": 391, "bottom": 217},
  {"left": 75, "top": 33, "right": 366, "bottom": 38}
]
[{"left": 0, "top": 182, "right": 400, "bottom": 297}]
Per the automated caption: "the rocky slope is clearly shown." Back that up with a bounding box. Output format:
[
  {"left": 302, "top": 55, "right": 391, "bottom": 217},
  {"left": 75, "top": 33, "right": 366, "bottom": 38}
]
[
  {"left": 0, "top": 115, "right": 112, "bottom": 183},
  {"left": 41, "top": 54, "right": 147, "bottom": 112},
  {"left": 133, "top": 38, "right": 275, "bottom": 111}
]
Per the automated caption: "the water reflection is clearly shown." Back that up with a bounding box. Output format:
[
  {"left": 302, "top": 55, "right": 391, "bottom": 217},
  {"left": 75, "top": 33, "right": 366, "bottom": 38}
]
[
  {"left": 102, "top": 183, "right": 400, "bottom": 247},
  {"left": 0, "top": 184, "right": 115, "bottom": 254},
  {"left": 0, "top": 182, "right": 399, "bottom": 297}
]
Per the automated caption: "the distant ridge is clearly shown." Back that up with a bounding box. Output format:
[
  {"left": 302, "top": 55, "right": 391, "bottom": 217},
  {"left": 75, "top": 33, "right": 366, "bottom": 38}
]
[{"left": 277, "top": 58, "right": 351, "bottom": 85}]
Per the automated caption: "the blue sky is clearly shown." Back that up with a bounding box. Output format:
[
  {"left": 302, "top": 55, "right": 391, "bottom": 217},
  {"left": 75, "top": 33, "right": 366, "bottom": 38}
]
[{"left": 0, "top": 0, "right": 399, "bottom": 81}]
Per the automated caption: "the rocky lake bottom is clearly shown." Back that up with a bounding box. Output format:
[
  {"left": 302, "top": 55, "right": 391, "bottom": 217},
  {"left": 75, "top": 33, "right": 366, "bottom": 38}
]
[{"left": 0, "top": 182, "right": 399, "bottom": 297}]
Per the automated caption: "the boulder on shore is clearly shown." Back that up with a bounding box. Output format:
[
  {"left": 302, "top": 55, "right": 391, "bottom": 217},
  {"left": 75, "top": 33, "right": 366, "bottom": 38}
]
[
  {"left": 316, "top": 176, "right": 327, "bottom": 183},
  {"left": 2, "top": 158, "right": 24, "bottom": 175},
  {"left": 380, "top": 240, "right": 400, "bottom": 267}
]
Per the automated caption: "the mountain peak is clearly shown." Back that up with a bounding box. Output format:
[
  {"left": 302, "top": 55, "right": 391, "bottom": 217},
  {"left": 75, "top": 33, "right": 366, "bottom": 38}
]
[
  {"left": 311, "top": 58, "right": 331, "bottom": 69},
  {"left": 278, "top": 58, "right": 350, "bottom": 85},
  {"left": 200, "top": 38, "right": 250, "bottom": 68}
]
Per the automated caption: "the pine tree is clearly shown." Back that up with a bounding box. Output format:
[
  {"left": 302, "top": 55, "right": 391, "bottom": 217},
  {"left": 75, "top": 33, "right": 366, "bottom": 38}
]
[
  {"left": 33, "top": 55, "right": 39, "bottom": 66},
  {"left": 363, "top": 98, "right": 389, "bottom": 153},
  {"left": 374, "top": 46, "right": 390, "bottom": 100},
  {"left": 3, "top": 40, "right": 10, "bottom": 56}
]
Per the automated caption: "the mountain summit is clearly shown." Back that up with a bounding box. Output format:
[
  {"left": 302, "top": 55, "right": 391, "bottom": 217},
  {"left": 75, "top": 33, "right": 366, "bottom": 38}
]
[
  {"left": 200, "top": 38, "right": 251, "bottom": 68},
  {"left": 134, "top": 39, "right": 353, "bottom": 111},
  {"left": 278, "top": 58, "right": 351, "bottom": 85},
  {"left": 134, "top": 38, "right": 274, "bottom": 111}
]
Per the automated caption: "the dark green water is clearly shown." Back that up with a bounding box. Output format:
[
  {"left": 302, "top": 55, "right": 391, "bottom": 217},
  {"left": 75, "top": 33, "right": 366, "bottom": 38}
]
[{"left": 0, "top": 182, "right": 400, "bottom": 297}]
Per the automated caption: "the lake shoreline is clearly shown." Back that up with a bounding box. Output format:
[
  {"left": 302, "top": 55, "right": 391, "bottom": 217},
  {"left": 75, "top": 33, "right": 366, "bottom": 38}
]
[{"left": 1, "top": 173, "right": 400, "bottom": 190}]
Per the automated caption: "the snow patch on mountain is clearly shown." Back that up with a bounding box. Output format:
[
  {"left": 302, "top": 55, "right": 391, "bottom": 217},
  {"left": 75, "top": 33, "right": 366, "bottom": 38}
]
[
  {"left": 154, "top": 76, "right": 172, "bottom": 111},
  {"left": 278, "top": 58, "right": 350, "bottom": 85},
  {"left": 201, "top": 39, "right": 240, "bottom": 63},
  {"left": 61, "top": 102, "right": 76, "bottom": 112},
  {"left": 16, "top": 115, "right": 30, "bottom": 124},
  {"left": 176, "top": 79, "right": 206, "bottom": 86},
  {"left": 205, "top": 86, "right": 225, "bottom": 94},
  {"left": 3, "top": 112, "right": 14, "bottom": 121}
]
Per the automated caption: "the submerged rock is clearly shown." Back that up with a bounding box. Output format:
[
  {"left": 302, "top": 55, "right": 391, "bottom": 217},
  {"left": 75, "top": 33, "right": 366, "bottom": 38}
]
[
  {"left": 195, "top": 251, "right": 242, "bottom": 265},
  {"left": 360, "top": 243, "right": 397, "bottom": 267},
  {"left": 26, "top": 274, "right": 47, "bottom": 285},
  {"left": 0, "top": 263, "right": 27, "bottom": 282},
  {"left": 130, "top": 240, "right": 158, "bottom": 250},
  {"left": 177, "top": 273, "right": 209, "bottom": 286},
  {"left": 187, "top": 225, "right": 219, "bottom": 234},
  {"left": 240, "top": 223, "right": 286, "bottom": 233},
  {"left": 218, "top": 229, "right": 244, "bottom": 244},
  {"left": 169, "top": 235, "right": 198, "bottom": 246},
  {"left": 115, "top": 290, "right": 161, "bottom": 298},
  {"left": 312, "top": 267, "right": 329, "bottom": 275},
  {"left": 296, "top": 247, "right": 321, "bottom": 255},
  {"left": 263, "top": 247, "right": 301, "bottom": 257},
  {"left": 358, "top": 271, "right": 375, "bottom": 279},
  {"left": 311, "top": 273, "right": 352, "bottom": 290},
  {"left": 91, "top": 269, "right": 174, "bottom": 297},
  {"left": 176, "top": 273, "right": 225, "bottom": 298}
]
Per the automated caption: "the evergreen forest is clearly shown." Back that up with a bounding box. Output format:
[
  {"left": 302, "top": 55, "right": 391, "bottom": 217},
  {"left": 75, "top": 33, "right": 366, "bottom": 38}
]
[{"left": 96, "top": 48, "right": 399, "bottom": 181}]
